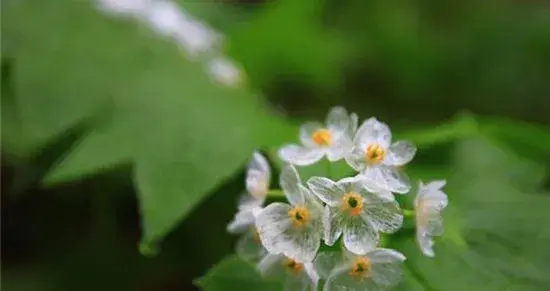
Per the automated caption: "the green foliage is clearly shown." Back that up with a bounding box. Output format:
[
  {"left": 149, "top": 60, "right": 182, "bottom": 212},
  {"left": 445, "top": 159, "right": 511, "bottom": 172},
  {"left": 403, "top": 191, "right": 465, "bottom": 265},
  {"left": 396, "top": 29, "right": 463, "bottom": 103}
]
[
  {"left": 392, "top": 136, "right": 550, "bottom": 291},
  {"left": 195, "top": 256, "right": 282, "bottom": 291},
  {"left": 3, "top": 0, "right": 550, "bottom": 290},
  {"left": 2, "top": 0, "right": 295, "bottom": 246},
  {"left": 227, "top": 0, "right": 346, "bottom": 90}
]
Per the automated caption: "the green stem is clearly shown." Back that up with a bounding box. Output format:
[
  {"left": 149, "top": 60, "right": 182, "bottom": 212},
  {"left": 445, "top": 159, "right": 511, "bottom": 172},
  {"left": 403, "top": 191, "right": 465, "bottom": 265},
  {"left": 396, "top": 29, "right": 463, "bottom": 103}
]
[
  {"left": 267, "top": 189, "right": 285, "bottom": 198},
  {"left": 378, "top": 234, "right": 390, "bottom": 247},
  {"left": 403, "top": 209, "right": 416, "bottom": 217}
]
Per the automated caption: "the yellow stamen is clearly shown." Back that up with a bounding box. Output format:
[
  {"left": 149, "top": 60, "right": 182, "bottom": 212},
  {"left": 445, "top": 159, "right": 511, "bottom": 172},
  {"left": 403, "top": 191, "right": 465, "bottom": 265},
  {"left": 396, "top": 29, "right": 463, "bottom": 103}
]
[
  {"left": 350, "top": 257, "right": 371, "bottom": 277},
  {"left": 341, "top": 192, "right": 364, "bottom": 217},
  {"left": 282, "top": 258, "right": 304, "bottom": 274},
  {"left": 365, "top": 144, "right": 385, "bottom": 164},
  {"left": 288, "top": 206, "right": 311, "bottom": 228},
  {"left": 312, "top": 128, "right": 332, "bottom": 146}
]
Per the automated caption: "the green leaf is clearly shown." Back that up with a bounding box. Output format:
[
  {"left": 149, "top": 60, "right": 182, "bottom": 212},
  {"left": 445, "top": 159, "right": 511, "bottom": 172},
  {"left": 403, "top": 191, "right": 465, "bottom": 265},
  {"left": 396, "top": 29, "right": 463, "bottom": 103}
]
[
  {"left": 195, "top": 255, "right": 282, "bottom": 291},
  {"left": 480, "top": 116, "right": 550, "bottom": 161},
  {"left": 4, "top": 0, "right": 296, "bottom": 246},
  {"left": 395, "top": 112, "right": 479, "bottom": 149},
  {"left": 227, "top": 0, "right": 346, "bottom": 90},
  {"left": 394, "top": 136, "right": 550, "bottom": 290}
]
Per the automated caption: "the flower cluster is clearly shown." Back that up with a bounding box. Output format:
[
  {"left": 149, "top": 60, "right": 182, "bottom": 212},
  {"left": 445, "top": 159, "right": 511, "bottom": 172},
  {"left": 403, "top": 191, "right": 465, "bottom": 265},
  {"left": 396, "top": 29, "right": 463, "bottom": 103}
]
[{"left": 228, "top": 107, "right": 449, "bottom": 290}]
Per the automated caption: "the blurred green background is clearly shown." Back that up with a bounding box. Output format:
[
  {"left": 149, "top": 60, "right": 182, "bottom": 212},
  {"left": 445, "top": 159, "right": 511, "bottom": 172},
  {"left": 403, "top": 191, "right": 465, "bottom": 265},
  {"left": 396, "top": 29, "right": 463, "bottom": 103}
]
[{"left": 2, "top": 0, "right": 550, "bottom": 290}]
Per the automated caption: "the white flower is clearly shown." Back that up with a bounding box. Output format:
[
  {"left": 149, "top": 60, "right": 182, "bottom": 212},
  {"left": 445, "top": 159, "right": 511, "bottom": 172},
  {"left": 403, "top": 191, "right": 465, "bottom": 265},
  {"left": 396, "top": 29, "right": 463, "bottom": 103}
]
[
  {"left": 246, "top": 151, "right": 271, "bottom": 201},
  {"left": 227, "top": 195, "right": 266, "bottom": 261},
  {"left": 208, "top": 57, "right": 243, "bottom": 87},
  {"left": 258, "top": 254, "right": 319, "bottom": 291},
  {"left": 313, "top": 251, "right": 345, "bottom": 280},
  {"left": 415, "top": 180, "right": 448, "bottom": 257},
  {"left": 279, "top": 107, "right": 358, "bottom": 166},
  {"left": 321, "top": 249, "right": 406, "bottom": 291},
  {"left": 307, "top": 176, "right": 403, "bottom": 255},
  {"left": 226, "top": 152, "right": 271, "bottom": 260},
  {"left": 255, "top": 165, "right": 323, "bottom": 262},
  {"left": 346, "top": 117, "right": 417, "bottom": 194}
]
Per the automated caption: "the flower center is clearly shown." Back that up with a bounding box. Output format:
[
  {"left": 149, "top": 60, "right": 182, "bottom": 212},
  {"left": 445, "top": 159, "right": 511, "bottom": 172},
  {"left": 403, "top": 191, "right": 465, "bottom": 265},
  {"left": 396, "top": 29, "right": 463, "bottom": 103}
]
[
  {"left": 311, "top": 128, "right": 332, "bottom": 146},
  {"left": 341, "top": 192, "right": 364, "bottom": 216},
  {"left": 283, "top": 258, "right": 304, "bottom": 274},
  {"left": 288, "top": 206, "right": 311, "bottom": 228},
  {"left": 365, "top": 143, "right": 385, "bottom": 164},
  {"left": 350, "top": 257, "right": 371, "bottom": 277}
]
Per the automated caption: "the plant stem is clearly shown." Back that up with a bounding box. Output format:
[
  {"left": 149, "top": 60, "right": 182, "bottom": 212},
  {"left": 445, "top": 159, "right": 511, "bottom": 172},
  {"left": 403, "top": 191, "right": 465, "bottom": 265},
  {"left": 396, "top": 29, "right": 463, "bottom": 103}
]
[
  {"left": 403, "top": 209, "right": 416, "bottom": 217},
  {"left": 267, "top": 189, "right": 285, "bottom": 198}
]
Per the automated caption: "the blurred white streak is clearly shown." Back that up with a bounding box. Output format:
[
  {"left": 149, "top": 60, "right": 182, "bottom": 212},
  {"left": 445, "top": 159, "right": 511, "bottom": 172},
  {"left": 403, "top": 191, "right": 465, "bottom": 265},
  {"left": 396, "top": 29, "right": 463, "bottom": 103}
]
[
  {"left": 96, "top": 0, "right": 243, "bottom": 87},
  {"left": 208, "top": 57, "right": 243, "bottom": 87}
]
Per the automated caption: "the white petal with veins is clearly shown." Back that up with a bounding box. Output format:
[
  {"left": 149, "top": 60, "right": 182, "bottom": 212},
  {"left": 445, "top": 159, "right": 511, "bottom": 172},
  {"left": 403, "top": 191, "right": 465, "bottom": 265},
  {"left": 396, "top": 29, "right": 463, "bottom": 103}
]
[
  {"left": 279, "top": 145, "right": 325, "bottom": 166},
  {"left": 307, "top": 177, "right": 344, "bottom": 206},
  {"left": 280, "top": 164, "right": 305, "bottom": 205},
  {"left": 354, "top": 118, "right": 392, "bottom": 149},
  {"left": 246, "top": 151, "right": 271, "bottom": 200},
  {"left": 343, "top": 216, "right": 378, "bottom": 255},
  {"left": 384, "top": 140, "right": 417, "bottom": 166}
]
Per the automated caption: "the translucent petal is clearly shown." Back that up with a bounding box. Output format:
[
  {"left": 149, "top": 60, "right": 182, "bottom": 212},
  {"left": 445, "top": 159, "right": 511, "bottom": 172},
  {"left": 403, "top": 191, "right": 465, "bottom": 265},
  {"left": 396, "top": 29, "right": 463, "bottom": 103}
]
[
  {"left": 255, "top": 203, "right": 293, "bottom": 254},
  {"left": 426, "top": 212, "right": 444, "bottom": 236},
  {"left": 256, "top": 203, "right": 322, "bottom": 263},
  {"left": 362, "top": 166, "right": 411, "bottom": 194},
  {"left": 384, "top": 140, "right": 416, "bottom": 166},
  {"left": 326, "top": 140, "right": 350, "bottom": 162},
  {"left": 367, "top": 249, "right": 406, "bottom": 287},
  {"left": 227, "top": 207, "right": 256, "bottom": 233},
  {"left": 279, "top": 145, "right": 325, "bottom": 166},
  {"left": 282, "top": 219, "right": 322, "bottom": 263},
  {"left": 343, "top": 216, "right": 379, "bottom": 255},
  {"left": 416, "top": 180, "right": 448, "bottom": 211},
  {"left": 416, "top": 230, "right": 435, "bottom": 257},
  {"left": 326, "top": 107, "right": 350, "bottom": 135},
  {"left": 304, "top": 262, "right": 320, "bottom": 288},
  {"left": 423, "top": 195, "right": 448, "bottom": 212},
  {"left": 236, "top": 228, "right": 267, "bottom": 261},
  {"left": 366, "top": 248, "right": 406, "bottom": 263},
  {"left": 307, "top": 177, "right": 344, "bottom": 206},
  {"left": 324, "top": 265, "right": 381, "bottom": 291},
  {"left": 280, "top": 164, "right": 305, "bottom": 205},
  {"left": 357, "top": 173, "right": 392, "bottom": 197},
  {"left": 302, "top": 185, "right": 325, "bottom": 213},
  {"left": 237, "top": 193, "right": 263, "bottom": 210},
  {"left": 363, "top": 195, "right": 403, "bottom": 233},
  {"left": 257, "top": 253, "right": 286, "bottom": 278},
  {"left": 323, "top": 206, "right": 345, "bottom": 246},
  {"left": 354, "top": 118, "right": 392, "bottom": 149},
  {"left": 425, "top": 180, "right": 446, "bottom": 191},
  {"left": 344, "top": 146, "right": 367, "bottom": 172},
  {"left": 300, "top": 122, "right": 325, "bottom": 147},
  {"left": 373, "top": 190, "right": 396, "bottom": 202},
  {"left": 347, "top": 113, "right": 359, "bottom": 138},
  {"left": 314, "top": 251, "right": 344, "bottom": 279},
  {"left": 246, "top": 151, "right": 271, "bottom": 199},
  {"left": 336, "top": 176, "right": 364, "bottom": 194}
]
